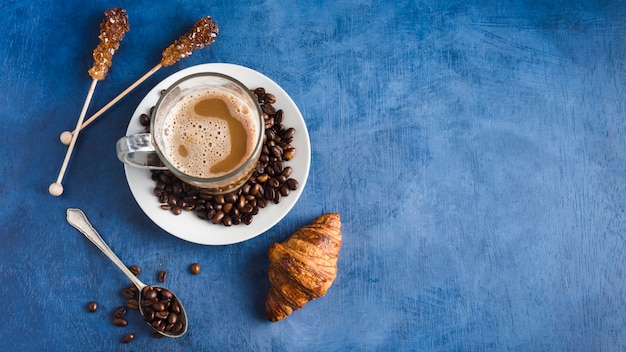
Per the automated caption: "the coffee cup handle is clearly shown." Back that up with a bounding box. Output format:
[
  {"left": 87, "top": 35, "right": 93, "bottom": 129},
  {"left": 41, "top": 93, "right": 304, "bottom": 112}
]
[{"left": 116, "top": 133, "right": 168, "bottom": 170}]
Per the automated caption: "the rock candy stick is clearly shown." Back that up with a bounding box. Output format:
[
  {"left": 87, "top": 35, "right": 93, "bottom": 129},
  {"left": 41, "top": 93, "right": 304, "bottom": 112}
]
[
  {"left": 59, "top": 16, "right": 219, "bottom": 145},
  {"left": 160, "top": 16, "right": 219, "bottom": 66},
  {"left": 50, "top": 8, "right": 129, "bottom": 196},
  {"left": 88, "top": 8, "right": 130, "bottom": 80}
]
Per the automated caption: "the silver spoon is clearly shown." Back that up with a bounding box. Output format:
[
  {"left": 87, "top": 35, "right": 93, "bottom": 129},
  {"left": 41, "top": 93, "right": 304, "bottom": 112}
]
[{"left": 66, "top": 208, "right": 188, "bottom": 338}]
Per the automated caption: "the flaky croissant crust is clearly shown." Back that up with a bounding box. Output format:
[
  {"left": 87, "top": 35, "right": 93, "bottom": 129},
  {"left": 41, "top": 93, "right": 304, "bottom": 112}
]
[{"left": 265, "top": 213, "right": 342, "bottom": 322}]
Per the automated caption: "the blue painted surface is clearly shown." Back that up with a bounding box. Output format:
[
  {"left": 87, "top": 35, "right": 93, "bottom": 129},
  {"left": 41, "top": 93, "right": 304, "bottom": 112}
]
[{"left": 1, "top": 0, "right": 625, "bottom": 350}]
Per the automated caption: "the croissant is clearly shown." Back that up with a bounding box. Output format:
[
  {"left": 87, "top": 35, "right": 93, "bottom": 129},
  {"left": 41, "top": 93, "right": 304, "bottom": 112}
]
[{"left": 265, "top": 213, "right": 342, "bottom": 322}]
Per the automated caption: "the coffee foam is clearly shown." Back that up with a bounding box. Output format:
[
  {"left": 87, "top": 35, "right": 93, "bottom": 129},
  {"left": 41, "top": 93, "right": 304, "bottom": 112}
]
[{"left": 161, "top": 90, "right": 258, "bottom": 178}]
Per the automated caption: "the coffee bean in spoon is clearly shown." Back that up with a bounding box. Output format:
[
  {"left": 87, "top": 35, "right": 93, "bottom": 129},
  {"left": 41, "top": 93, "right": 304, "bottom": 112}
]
[{"left": 140, "top": 285, "right": 186, "bottom": 336}]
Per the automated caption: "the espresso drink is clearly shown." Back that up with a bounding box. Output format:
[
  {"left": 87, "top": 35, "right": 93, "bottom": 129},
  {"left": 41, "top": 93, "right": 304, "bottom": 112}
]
[{"left": 161, "top": 90, "right": 258, "bottom": 178}]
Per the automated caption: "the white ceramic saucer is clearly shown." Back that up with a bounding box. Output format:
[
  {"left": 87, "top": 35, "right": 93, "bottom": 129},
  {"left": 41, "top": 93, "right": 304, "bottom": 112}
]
[{"left": 123, "top": 63, "right": 310, "bottom": 245}]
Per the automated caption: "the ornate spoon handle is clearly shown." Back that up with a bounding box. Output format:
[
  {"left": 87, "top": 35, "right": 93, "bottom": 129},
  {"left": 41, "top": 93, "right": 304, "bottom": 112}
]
[{"left": 66, "top": 208, "right": 145, "bottom": 290}]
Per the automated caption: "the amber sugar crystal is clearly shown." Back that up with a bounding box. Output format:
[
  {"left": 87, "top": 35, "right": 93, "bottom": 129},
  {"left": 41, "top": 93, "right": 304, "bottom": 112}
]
[
  {"left": 160, "top": 16, "right": 219, "bottom": 67},
  {"left": 88, "top": 8, "right": 130, "bottom": 81}
]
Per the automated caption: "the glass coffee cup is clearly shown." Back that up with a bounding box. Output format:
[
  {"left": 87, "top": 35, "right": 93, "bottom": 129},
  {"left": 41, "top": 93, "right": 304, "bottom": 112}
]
[{"left": 117, "top": 72, "right": 264, "bottom": 194}]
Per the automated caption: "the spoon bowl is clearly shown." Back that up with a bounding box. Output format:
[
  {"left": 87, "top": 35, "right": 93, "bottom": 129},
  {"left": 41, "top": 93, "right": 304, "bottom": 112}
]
[{"left": 66, "top": 208, "right": 188, "bottom": 338}]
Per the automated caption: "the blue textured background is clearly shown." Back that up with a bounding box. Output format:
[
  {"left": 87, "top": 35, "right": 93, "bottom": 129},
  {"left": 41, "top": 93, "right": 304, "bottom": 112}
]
[{"left": 1, "top": 0, "right": 625, "bottom": 350}]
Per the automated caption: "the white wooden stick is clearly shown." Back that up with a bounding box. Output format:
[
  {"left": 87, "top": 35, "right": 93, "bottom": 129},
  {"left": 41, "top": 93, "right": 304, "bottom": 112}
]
[
  {"left": 50, "top": 79, "right": 99, "bottom": 196},
  {"left": 60, "top": 63, "right": 163, "bottom": 145}
]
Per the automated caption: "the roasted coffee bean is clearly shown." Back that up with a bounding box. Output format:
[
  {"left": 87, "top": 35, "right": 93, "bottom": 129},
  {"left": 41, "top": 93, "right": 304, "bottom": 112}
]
[
  {"left": 143, "top": 288, "right": 157, "bottom": 300},
  {"left": 264, "top": 93, "right": 276, "bottom": 104},
  {"left": 153, "top": 319, "right": 165, "bottom": 331},
  {"left": 171, "top": 206, "right": 182, "bottom": 215},
  {"left": 170, "top": 301, "right": 181, "bottom": 314},
  {"left": 152, "top": 301, "right": 166, "bottom": 312},
  {"left": 87, "top": 301, "right": 98, "bottom": 313},
  {"left": 268, "top": 178, "right": 280, "bottom": 189},
  {"left": 283, "top": 147, "right": 296, "bottom": 161},
  {"left": 241, "top": 203, "right": 254, "bottom": 214},
  {"left": 158, "top": 270, "right": 167, "bottom": 283},
  {"left": 250, "top": 183, "right": 262, "bottom": 196},
  {"left": 160, "top": 289, "right": 173, "bottom": 300},
  {"left": 265, "top": 188, "right": 276, "bottom": 202},
  {"left": 113, "top": 306, "right": 127, "bottom": 318},
  {"left": 143, "top": 309, "right": 155, "bottom": 322},
  {"left": 286, "top": 178, "right": 299, "bottom": 190},
  {"left": 142, "top": 298, "right": 157, "bottom": 308},
  {"left": 189, "top": 263, "right": 201, "bottom": 275},
  {"left": 213, "top": 211, "right": 225, "bottom": 224},
  {"left": 112, "top": 317, "right": 128, "bottom": 327},
  {"left": 224, "top": 193, "right": 237, "bottom": 204},
  {"left": 121, "top": 288, "right": 135, "bottom": 299},
  {"left": 265, "top": 128, "right": 276, "bottom": 141},
  {"left": 262, "top": 102, "right": 275, "bottom": 115},
  {"left": 236, "top": 195, "right": 246, "bottom": 209},
  {"left": 282, "top": 127, "right": 295, "bottom": 140},
  {"left": 273, "top": 191, "right": 282, "bottom": 204},
  {"left": 274, "top": 160, "right": 284, "bottom": 173},
  {"left": 128, "top": 265, "right": 141, "bottom": 276},
  {"left": 126, "top": 298, "right": 139, "bottom": 310},
  {"left": 279, "top": 185, "right": 290, "bottom": 197},
  {"left": 282, "top": 166, "right": 292, "bottom": 178},
  {"left": 274, "top": 109, "right": 284, "bottom": 124},
  {"left": 139, "top": 113, "right": 150, "bottom": 126},
  {"left": 123, "top": 333, "right": 135, "bottom": 343},
  {"left": 271, "top": 145, "right": 283, "bottom": 159}
]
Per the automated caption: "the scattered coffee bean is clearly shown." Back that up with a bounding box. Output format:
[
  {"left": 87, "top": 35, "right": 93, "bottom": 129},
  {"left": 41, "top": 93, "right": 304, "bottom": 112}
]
[
  {"left": 158, "top": 270, "right": 167, "bottom": 283},
  {"left": 87, "top": 301, "right": 98, "bottom": 313},
  {"left": 146, "top": 87, "right": 300, "bottom": 227},
  {"left": 128, "top": 265, "right": 141, "bottom": 276},
  {"left": 113, "top": 306, "right": 127, "bottom": 318},
  {"left": 189, "top": 263, "right": 201, "bottom": 275},
  {"left": 112, "top": 317, "right": 128, "bottom": 327},
  {"left": 123, "top": 333, "right": 135, "bottom": 343},
  {"left": 121, "top": 288, "right": 134, "bottom": 299},
  {"left": 126, "top": 298, "right": 139, "bottom": 310}
]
